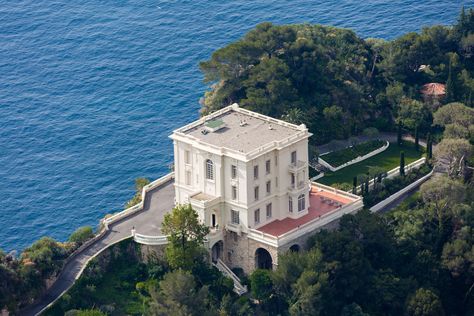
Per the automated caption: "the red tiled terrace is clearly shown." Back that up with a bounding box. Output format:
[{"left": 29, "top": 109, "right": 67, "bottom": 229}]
[{"left": 256, "top": 185, "right": 356, "bottom": 237}]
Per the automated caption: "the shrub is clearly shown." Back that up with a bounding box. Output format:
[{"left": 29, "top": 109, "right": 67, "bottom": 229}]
[
  {"left": 125, "top": 178, "right": 150, "bottom": 208},
  {"left": 362, "top": 127, "right": 379, "bottom": 138},
  {"left": 69, "top": 226, "right": 94, "bottom": 246},
  {"left": 363, "top": 164, "right": 432, "bottom": 207}
]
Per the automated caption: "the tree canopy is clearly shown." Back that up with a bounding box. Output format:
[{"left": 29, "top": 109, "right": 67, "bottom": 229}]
[
  {"left": 200, "top": 9, "right": 474, "bottom": 144},
  {"left": 161, "top": 204, "right": 209, "bottom": 270}
]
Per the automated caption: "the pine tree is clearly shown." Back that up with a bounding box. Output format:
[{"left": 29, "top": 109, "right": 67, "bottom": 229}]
[{"left": 400, "top": 151, "right": 405, "bottom": 176}]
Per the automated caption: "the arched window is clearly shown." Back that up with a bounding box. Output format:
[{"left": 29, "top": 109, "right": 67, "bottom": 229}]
[
  {"left": 206, "top": 159, "right": 214, "bottom": 180},
  {"left": 298, "top": 194, "right": 305, "bottom": 212}
]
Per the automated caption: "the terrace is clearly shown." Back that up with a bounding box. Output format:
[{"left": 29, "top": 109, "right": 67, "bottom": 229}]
[{"left": 248, "top": 184, "right": 363, "bottom": 247}]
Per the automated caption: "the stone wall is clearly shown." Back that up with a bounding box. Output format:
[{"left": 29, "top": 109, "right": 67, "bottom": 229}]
[
  {"left": 222, "top": 208, "right": 354, "bottom": 274},
  {"left": 139, "top": 244, "right": 167, "bottom": 264}
]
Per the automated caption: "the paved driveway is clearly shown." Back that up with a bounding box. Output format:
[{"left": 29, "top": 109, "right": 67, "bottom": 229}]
[{"left": 21, "top": 180, "right": 175, "bottom": 316}]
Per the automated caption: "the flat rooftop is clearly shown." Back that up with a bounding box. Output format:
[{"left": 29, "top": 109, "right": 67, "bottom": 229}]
[
  {"left": 176, "top": 105, "right": 307, "bottom": 154},
  {"left": 257, "top": 186, "right": 355, "bottom": 237}
]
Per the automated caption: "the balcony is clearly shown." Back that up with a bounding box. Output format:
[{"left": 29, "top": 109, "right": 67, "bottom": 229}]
[
  {"left": 288, "top": 180, "right": 309, "bottom": 194},
  {"left": 289, "top": 160, "right": 306, "bottom": 173},
  {"left": 225, "top": 222, "right": 242, "bottom": 235},
  {"left": 206, "top": 226, "right": 224, "bottom": 246}
]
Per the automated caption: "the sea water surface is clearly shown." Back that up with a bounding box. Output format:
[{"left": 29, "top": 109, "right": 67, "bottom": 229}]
[{"left": 1, "top": 0, "right": 472, "bottom": 252}]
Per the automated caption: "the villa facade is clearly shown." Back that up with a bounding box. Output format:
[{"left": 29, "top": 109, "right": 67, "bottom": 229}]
[{"left": 170, "top": 104, "right": 362, "bottom": 273}]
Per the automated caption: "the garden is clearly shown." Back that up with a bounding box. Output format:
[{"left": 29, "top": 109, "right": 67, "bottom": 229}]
[
  {"left": 362, "top": 163, "right": 432, "bottom": 208},
  {"left": 317, "top": 141, "right": 424, "bottom": 187},
  {"left": 319, "top": 139, "right": 387, "bottom": 168}
]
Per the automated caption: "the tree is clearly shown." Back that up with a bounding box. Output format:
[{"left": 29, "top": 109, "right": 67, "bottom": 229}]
[
  {"left": 446, "top": 56, "right": 455, "bottom": 103},
  {"left": 400, "top": 151, "right": 405, "bottom": 176},
  {"left": 407, "top": 288, "right": 444, "bottom": 316},
  {"left": 415, "top": 126, "right": 420, "bottom": 151},
  {"left": 341, "top": 303, "right": 369, "bottom": 316},
  {"left": 420, "top": 176, "right": 465, "bottom": 215},
  {"left": 397, "top": 98, "right": 430, "bottom": 132},
  {"left": 420, "top": 176, "right": 466, "bottom": 251},
  {"left": 65, "top": 310, "right": 107, "bottom": 316},
  {"left": 433, "top": 102, "right": 474, "bottom": 129},
  {"left": 68, "top": 226, "right": 94, "bottom": 246},
  {"left": 426, "top": 133, "right": 433, "bottom": 160},
  {"left": 398, "top": 121, "right": 403, "bottom": 145},
  {"left": 282, "top": 108, "right": 305, "bottom": 125},
  {"left": 250, "top": 269, "right": 273, "bottom": 302},
  {"left": 443, "top": 124, "right": 470, "bottom": 139},
  {"left": 161, "top": 204, "right": 209, "bottom": 270},
  {"left": 441, "top": 226, "right": 474, "bottom": 279},
  {"left": 352, "top": 176, "right": 358, "bottom": 194},
  {"left": 433, "top": 138, "right": 472, "bottom": 177},
  {"left": 147, "top": 269, "right": 212, "bottom": 316}
]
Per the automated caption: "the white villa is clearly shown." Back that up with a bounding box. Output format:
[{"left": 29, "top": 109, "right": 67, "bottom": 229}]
[{"left": 169, "top": 104, "right": 363, "bottom": 273}]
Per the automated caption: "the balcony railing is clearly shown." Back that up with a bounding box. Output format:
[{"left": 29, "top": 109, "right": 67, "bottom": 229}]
[
  {"left": 288, "top": 180, "right": 308, "bottom": 193},
  {"left": 289, "top": 160, "right": 306, "bottom": 173}
]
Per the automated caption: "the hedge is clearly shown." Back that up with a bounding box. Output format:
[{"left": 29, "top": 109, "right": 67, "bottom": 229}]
[{"left": 320, "top": 140, "right": 386, "bottom": 168}]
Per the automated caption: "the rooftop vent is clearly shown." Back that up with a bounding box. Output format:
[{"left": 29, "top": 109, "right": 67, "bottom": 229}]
[
  {"left": 268, "top": 124, "right": 274, "bottom": 130},
  {"left": 204, "top": 119, "right": 226, "bottom": 133},
  {"left": 239, "top": 120, "right": 248, "bottom": 127}
]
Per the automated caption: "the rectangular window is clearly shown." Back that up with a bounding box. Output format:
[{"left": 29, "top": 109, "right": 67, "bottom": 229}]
[
  {"left": 185, "top": 170, "right": 191, "bottom": 185},
  {"left": 275, "top": 155, "right": 278, "bottom": 166},
  {"left": 231, "top": 210, "right": 239, "bottom": 224},
  {"left": 266, "top": 181, "right": 271, "bottom": 195},
  {"left": 231, "top": 185, "right": 237, "bottom": 200},
  {"left": 254, "top": 186, "right": 259, "bottom": 201},
  {"left": 291, "top": 173, "right": 295, "bottom": 185},
  {"left": 185, "top": 150, "right": 191, "bottom": 164},
  {"left": 266, "top": 203, "right": 272, "bottom": 219},
  {"left": 254, "top": 209, "right": 260, "bottom": 224},
  {"left": 231, "top": 165, "right": 237, "bottom": 179},
  {"left": 288, "top": 197, "right": 293, "bottom": 213},
  {"left": 265, "top": 160, "right": 271, "bottom": 174},
  {"left": 254, "top": 165, "right": 259, "bottom": 179},
  {"left": 298, "top": 195, "right": 305, "bottom": 212},
  {"left": 276, "top": 177, "right": 278, "bottom": 188},
  {"left": 206, "top": 159, "right": 214, "bottom": 180},
  {"left": 291, "top": 151, "right": 297, "bottom": 164}
]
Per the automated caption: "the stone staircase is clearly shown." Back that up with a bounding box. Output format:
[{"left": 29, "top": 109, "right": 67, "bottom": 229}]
[{"left": 213, "top": 259, "right": 248, "bottom": 295}]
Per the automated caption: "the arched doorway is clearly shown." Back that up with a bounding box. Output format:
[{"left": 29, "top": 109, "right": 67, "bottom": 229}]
[
  {"left": 211, "top": 241, "right": 223, "bottom": 263},
  {"left": 289, "top": 244, "right": 300, "bottom": 252},
  {"left": 255, "top": 248, "right": 273, "bottom": 270}
]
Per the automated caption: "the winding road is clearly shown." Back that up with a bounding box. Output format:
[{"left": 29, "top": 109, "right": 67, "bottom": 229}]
[{"left": 20, "top": 179, "right": 175, "bottom": 316}]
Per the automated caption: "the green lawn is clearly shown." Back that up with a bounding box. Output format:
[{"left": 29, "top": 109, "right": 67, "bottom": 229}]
[{"left": 317, "top": 141, "right": 424, "bottom": 186}]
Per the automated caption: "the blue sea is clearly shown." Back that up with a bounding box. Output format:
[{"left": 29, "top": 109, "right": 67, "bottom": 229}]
[{"left": 0, "top": 0, "right": 472, "bottom": 252}]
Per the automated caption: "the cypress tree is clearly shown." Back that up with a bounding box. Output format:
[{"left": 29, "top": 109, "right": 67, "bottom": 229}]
[
  {"left": 427, "top": 133, "right": 433, "bottom": 160},
  {"left": 415, "top": 126, "right": 420, "bottom": 151},
  {"left": 365, "top": 173, "right": 370, "bottom": 193},
  {"left": 352, "top": 176, "right": 357, "bottom": 194},
  {"left": 397, "top": 121, "right": 403, "bottom": 145},
  {"left": 446, "top": 57, "right": 455, "bottom": 102},
  {"left": 400, "top": 151, "right": 405, "bottom": 176}
]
